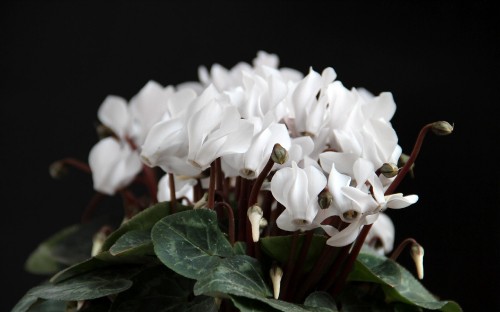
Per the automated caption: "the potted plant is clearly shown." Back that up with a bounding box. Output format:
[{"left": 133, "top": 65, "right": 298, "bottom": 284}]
[{"left": 13, "top": 51, "right": 461, "bottom": 312}]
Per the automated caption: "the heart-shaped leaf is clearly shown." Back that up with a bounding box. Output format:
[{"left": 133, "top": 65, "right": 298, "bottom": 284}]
[{"left": 152, "top": 209, "right": 233, "bottom": 280}]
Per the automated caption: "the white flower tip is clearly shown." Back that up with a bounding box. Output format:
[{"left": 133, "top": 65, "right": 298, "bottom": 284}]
[
  {"left": 193, "top": 193, "right": 208, "bottom": 209},
  {"left": 248, "top": 205, "right": 264, "bottom": 242},
  {"left": 411, "top": 243, "right": 425, "bottom": 279},
  {"left": 269, "top": 265, "right": 283, "bottom": 299},
  {"left": 91, "top": 226, "right": 112, "bottom": 257}
]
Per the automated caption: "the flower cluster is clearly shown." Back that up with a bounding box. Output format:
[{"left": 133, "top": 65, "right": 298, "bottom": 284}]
[
  {"left": 18, "top": 51, "right": 459, "bottom": 312},
  {"left": 89, "top": 51, "right": 418, "bottom": 253}
]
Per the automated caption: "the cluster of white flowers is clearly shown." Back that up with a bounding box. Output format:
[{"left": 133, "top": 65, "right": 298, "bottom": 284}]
[{"left": 88, "top": 51, "right": 418, "bottom": 253}]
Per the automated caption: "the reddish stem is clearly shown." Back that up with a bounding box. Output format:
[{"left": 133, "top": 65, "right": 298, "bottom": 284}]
[
  {"left": 169, "top": 173, "right": 177, "bottom": 213},
  {"left": 390, "top": 238, "right": 419, "bottom": 261}
]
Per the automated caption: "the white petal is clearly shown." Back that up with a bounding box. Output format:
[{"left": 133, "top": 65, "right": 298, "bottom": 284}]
[
  {"left": 386, "top": 194, "right": 419, "bottom": 209},
  {"left": 98, "top": 95, "right": 130, "bottom": 139},
  {"left": 325, "top": 222, "right": 362, "bottom": 247}
]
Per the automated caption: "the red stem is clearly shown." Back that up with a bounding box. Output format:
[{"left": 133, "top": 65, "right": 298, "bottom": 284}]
[{"left": 169, "top": 173, "right": 177, "bottom": 213}]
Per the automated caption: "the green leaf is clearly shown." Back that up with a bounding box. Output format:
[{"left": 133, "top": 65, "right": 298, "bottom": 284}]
[
  {"left": 31, "top": 269, "right": 133, "bottom": 301},
  {"left": 233, "top": 241, "right": 247, "bottom": 255},
  {"left": 349, "top": 251, "right": 462, "bottom": 312},
  {"left": 27, "top": 299, "right": 66, "bottom": 312},
  {"left": 152, "top": 209, "right": 233, "bottom": 280},
  {"left": 25, "top": 218, "right": 109, "bottom": 275},
  {"left": 11, "top": 293, "right": 39, "bottom": 312},
  {"left": 102, "top": 201, "right": 189, "bottom": 251},
  {"left": 304, "top": 291, "right": 338, "bottom": 311},
  {"left": 194, "top": 255, "right": 271, "bottom": 299},
  {"left": 230, "top": 296, "right": 281, "bottom": 312},
  {"left": 231, "top": 295, "right": 335, "bottom": 312},
  {"left": 25, "top": 225, "right": 79, "bottom": 275},
  {"left": 259, "top": 234, "right": 328, "bottom": 272},
  {"left": 109, "top": 229, "right": 153, "bottom": 256},
  {"left": 110, "top": 265, "right": 217, "bottom": 312}
]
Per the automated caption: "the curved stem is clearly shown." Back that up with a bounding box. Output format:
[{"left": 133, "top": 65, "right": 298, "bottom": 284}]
[
  {"left": 390, "top": 237, "right": 419, "bottom": 260},
  {"left": 215, "top": 202, "right": 235, "bottom": 246},
  {"left": 385, "top": 123, "right": 433, "bottom": 195}
]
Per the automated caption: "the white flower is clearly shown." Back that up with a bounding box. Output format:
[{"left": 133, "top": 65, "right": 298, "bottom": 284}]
[
  {"left": 157, "top": 174, "right": 196, "bottom": 203},
  {"left": 271, "top": 162, "right": 327, "bottom": 232},
  {"left": 365, "top": 213, "right": 395, "bottom": 255},
  {"left": 223, "top": 119, "right": 291, "bottom": 179},
  {"left": 88, "top": 137, "right": 142, "bottom": 195},
  {"left": 287, "top": 67, "right": 336, "bottom": 137},
  {"left": 187, "top": 98, "right": 254, "bottom": 170}
]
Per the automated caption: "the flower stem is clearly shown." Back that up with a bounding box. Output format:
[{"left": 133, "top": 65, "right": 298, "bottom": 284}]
[
  {"left": 208, "top": 160, "right": 217, "bottom": 209},
  {"left": 215, "top": 202, "right": 235, "bottom": 245},
  {"left": 296, "top": 244, "right": 336, "bottom": 301},
  {"left": 329, "top": 122, "right": 436, "bottom": 297},
  {"left": 56, "top": 158, "right": 91, "bottom": 174},
  {"left": 248, "top": 158, "right": 274, "bottom": 207},
  {"left": 390, "top": 237, "right": 419, "bottom": 260},
  {"left": 281, "top": 231, "right": 300, "bottom": 301},
  {"left": 142, "top": 165, "right": 158, "bottom": 204},
  {"left": 169, "top": 173, "right": 177, "bottom": 213},
  {"left": 237, "top": 178, "right": 250, "bottom": 241},
  {"left": 321, "top": 243, "right": 351, "bottom": 291},
  {"left": 81, "top": 192, "right": 106, "bottom": 223},
  {"left": 385, "top": 123, "right": 434, "bottom": 195}
]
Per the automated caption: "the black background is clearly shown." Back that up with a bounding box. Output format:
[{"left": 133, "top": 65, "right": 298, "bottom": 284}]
[{"left": 1, "top": 1, "right": 499, "bottom": 311}]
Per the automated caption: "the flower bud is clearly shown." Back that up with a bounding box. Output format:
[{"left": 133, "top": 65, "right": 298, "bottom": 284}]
[
  {"left": 247, "top": 205, "right": 264, "bottom": 242},
  {"left": 91, "top": 226, "right": 112, "bottom": 257},
  {"left": 379, "top": 163, "right": 399, "bottom": 178},
  {"left": 269, "top": 264, "right": 284, "bottom": 299},
  {"left": 318, "top": 189, "right": 333, "bottom": 209},
  {"left": 49, "top": 161, "right": 68, "bottom": 179},
  {"left": 271, "top": 143, "right": 289, "bottom": 165},
  {"left": 431, "top": 121, "right": 454, "bottom": 136},
  {"left": 259, "top": 217, "right": 268, "bottom": 229},
  {"left": 411, "top": 243, "right": 424, "bottom": 279},
  {"left": 398, "top": 153, "right": 415, "bottom": 178}
]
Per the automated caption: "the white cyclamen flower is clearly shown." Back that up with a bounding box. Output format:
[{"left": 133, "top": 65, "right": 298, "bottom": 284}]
[
  {"left": 187, "top": 98, "right": 254, "bottom": 170},
  {"left": 271, "top": 162, "right": 327, "bottom": 232},
  {"left": 365, "top": 212, "right": 395, "bottom": 255},
  {"left": 88, "top": 137, "right": 142, "bottom": 195},
  {"left": 157, "top": 174, "right": 196, "bottom": 203}
]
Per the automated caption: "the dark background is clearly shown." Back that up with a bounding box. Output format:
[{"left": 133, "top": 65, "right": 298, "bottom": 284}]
[{"left": 1, "top": 1, "right": 499, "bottom": 311}]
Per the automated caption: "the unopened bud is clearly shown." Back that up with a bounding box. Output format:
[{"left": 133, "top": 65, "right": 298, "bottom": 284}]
[
  {"left": 398, "top": 153, "right": 415, "bottom": 178},
  {"left": 431, "top": 121, "right": 454, "bottom": 136},
  {"left": 49, "top": 161, "right": 68, "bottom": 179},
  {"left": 247, "top": 205, "right": 264, "bottom": 242},
  {"left": 271, "top": 143, "right": 289, "bottom": 165},
  {"left": 269, "top": 264, "right": 284, "bottom": 299},
  {"left": 91, "top": 226, "right": 112, "bottom": 257},
  {"left": 379, "top": 163, "right": 399, "bottom": 178},
  {"left": 318, "top": 189, "right": 333, "bottom": 209},
  {"left": 410, "top": 243, "right": 424, "bottom": 279}
]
